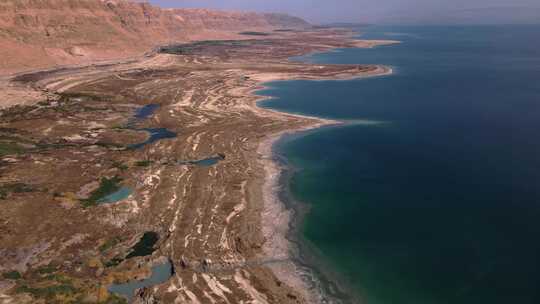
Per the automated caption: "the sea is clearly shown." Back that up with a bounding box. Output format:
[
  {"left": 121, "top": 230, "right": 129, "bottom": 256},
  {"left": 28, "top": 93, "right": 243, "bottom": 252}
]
[{"left": 258, "top": 25, "right": 540, "bottom": 304}]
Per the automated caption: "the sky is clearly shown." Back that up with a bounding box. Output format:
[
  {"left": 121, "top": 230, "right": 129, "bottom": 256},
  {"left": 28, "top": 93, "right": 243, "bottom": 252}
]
[{"left": 148, "top": 0, "right": 540, "bottom": 24}]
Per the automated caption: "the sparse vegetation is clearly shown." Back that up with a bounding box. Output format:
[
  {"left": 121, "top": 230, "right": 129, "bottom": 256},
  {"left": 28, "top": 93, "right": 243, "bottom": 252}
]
[
  {"left": 44, "top": 274, "right": 73, "bottom": 285},
  {"left": 159, "top": 40, "right": 253, "bottom": 55},
  {"left": 135, "top": 160, "right": 153, "bottom": 167},
  {"left": 3, "top": 270, "right": 22, "bottom": 280},
  {"left": 0, "top": 105, "right": 38, "bottom": 119},
  {"left": 239, "top": 31, "right": 270, "bottom": 36},
  {"left": 0, "top": 183, "right": 34, "bottom": 200},
  {"left": 15, "top": 284, "right": 77, "bottom": 299},
  {"left": 58, "top": 91, "right": 104, "bottom": 103},
  {"left": 104, "top": 256, "right": 124, "bottom": 268},
  {"left": 99, "top": 237, "right": 122, "bottom": 252},
  {"left": 0, "top": 142, "right": 24, "bottom": 156},
  {"left": 37, "top": 265, "right": 57, "bottom": 275}
]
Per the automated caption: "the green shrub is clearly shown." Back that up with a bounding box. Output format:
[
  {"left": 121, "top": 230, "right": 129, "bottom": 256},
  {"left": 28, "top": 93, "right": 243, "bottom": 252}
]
[
  {"left": 135, "top": 160, "right": 153, "bottom": 167},
  {"left": 2, "top": 271, "right": 21, "bottom": 280}
]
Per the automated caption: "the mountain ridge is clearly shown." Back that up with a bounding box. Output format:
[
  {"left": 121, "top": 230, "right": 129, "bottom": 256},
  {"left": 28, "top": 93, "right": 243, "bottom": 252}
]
[{"left": 0, "top": 0, "right": 310, "bottom": 74}]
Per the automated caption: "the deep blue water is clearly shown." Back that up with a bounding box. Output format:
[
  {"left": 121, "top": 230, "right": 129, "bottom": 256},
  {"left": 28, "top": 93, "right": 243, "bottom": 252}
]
[
  {"left": 126, "top": 104, "right": 178, "bottom": 150},
  {"left": 128, "top": 128, "right": 177, "bottom": 150},
  {"left": 134, "top": 104, "right": 160, "bottom": 120},
  {"left": 259, "top": 25, "right": 540, "bottom": 304}
]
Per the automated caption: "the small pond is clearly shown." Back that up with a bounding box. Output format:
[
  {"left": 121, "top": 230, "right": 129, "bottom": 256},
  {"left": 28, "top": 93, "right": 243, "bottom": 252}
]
[
  {"left": 180, "top": 155, "right": 225, "bottom": 167},
  {"left": 126, "top": 232, "right": 159, "bottom": 259},
  {"left": 128, "top": 128, "right": 177, "bottom": 150},
  {"left": 97, "top": 187, "right": 132, "bottom": 204},
  {"left": 108, "top": 261, "right": 172, "bottom": 303}
]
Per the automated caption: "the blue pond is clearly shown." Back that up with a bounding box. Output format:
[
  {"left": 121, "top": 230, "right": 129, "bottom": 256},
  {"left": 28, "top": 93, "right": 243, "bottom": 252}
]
[
  {"left": 97, "top": 187, "right": 132, "bottom": 205},
  {"left": 181, "top": 156, "right": 224, "bottom": 167},
  {"left": 126, "top": 104, "right": 160, "bottom": 128},
  {"left": 126, "top": 104, "right": 178, "bottom": 149},
  {"left": 134, "top": 104, "right": 160, "bottom": 120},
  {"left": 191, "top": 157, "right": 221, "bottom": 167},
  {"left": 108, "top": 261, "right": 173, "bottom": 302},
  {"left": 128, "top": 128, "right": 177, "bottom": 150}
]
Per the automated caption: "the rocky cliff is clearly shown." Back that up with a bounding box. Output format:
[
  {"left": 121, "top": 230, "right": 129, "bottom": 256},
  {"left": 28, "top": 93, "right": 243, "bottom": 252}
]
[{"left": 0, "top": 0, "right": 310, "bottom": 74}]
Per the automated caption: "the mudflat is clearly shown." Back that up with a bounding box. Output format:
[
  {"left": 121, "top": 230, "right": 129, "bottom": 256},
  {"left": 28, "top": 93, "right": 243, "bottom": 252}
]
[{"left": 0, "top": 28, "right": 392, "bottom": 303}]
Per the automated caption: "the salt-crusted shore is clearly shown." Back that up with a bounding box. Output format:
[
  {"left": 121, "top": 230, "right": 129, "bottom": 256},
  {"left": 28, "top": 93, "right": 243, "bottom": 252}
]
[
  {"left": 0, "top": 27, "right": 396, "bottom": 303},
  {"left": 250, "top": 64, "right": 394, "bottom": 303}
]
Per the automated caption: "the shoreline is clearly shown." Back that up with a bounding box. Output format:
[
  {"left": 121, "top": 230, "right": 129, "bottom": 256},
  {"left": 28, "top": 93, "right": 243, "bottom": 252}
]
[
  {"left": 0, "top": 26, "right": 398, "bottom": 303},
  {"left": 252, "top": 65, "right": 394, "bottom": 303}
]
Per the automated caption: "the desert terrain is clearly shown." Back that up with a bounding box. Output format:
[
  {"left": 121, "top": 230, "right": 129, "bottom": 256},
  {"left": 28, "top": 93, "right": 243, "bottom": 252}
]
[{"left": 0, "top": 1, "right": 397, "bottom": 303}]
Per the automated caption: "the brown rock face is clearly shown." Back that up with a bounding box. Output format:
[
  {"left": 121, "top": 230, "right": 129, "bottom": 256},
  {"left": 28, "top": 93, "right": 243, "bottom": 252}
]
[{"left": 0, "top": 0, "right": 310, "bottom": 74}]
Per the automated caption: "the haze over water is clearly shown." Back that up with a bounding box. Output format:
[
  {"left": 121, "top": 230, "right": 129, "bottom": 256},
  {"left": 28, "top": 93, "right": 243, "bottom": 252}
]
[{"left": 259, "top": 25, "right": 540, "bottom": 303}]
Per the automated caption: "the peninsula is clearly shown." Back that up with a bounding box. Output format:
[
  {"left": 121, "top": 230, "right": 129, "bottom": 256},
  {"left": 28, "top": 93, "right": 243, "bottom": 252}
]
[{"left": 0, "top": 1, "right": 396, "bottom": 303}]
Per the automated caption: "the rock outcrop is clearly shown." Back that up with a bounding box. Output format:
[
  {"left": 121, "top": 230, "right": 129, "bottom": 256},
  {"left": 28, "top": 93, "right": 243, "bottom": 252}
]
[{"left": 0, "top": 0, "right": 310, "bottom": 74}]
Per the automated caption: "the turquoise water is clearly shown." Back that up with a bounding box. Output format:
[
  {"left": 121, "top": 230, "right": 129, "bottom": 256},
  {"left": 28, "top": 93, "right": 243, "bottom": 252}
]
[
  {"left": 259, "top": 25, "right": 540, "bottom": 304},
  {"left": 108, "top": 261, "right": 172, "bottom": 302},
  {"left": 97, "top": 187, "right": 132, "bottom": 204}
]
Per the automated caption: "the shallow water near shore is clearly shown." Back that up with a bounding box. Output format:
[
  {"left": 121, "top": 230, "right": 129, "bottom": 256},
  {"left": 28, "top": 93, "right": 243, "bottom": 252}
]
[
  {"left": 260, "top": 25, "right": 540, "bottom": 304},
  {"left": 108, "top": 261, "right": 172, "bottom": 302},
  {"left": 97, "top": 187, "right": 132, "bottom": 204}
]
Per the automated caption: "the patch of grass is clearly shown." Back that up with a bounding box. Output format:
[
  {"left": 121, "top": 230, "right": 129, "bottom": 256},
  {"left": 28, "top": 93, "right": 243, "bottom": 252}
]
[
  {"left": 111, "top": 125, "right": 129, "bottom": 130},
  {"left": 104, "top": 256, "right": 124, "bottom": 268},
  {"left": 59, "top": 91, "right": 103, "bottom": 103},
  {"left": 0, "top": 183, "right": 34, "bottom": 200},
  {"left": 3, "top": 270, "right": 22, "bottom": 280},
  {"left": 81, "top": 176, "right": 122, "bottom": 207},
  {"left": 44, "top": 274, "right": 72, "bottom": 285},
  {"left": 15, "top": 284, "right": 77, "bottom": 299},
  {"left": 0, "top": 142, "right": 25, "bottom": 157},
  {"left": 99, "top": 237, "right": 122, "bottom": 252},
  {"left": 134, "top": 160, "right": 153, "bottom": 167},
  {"left": 37, "top": 265, "right": 57, "bottom": 275},
  {"left": 159, "top": 40, "right": 252, "bottom": 55},
  {"left": 11, "top": 183, "right": 33, "bottom": 193}
]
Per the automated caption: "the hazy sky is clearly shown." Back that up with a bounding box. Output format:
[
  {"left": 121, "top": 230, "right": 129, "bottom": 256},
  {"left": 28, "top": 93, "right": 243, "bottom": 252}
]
[{"left": 149, "top": 0, "right": 540, "bottom": 24}]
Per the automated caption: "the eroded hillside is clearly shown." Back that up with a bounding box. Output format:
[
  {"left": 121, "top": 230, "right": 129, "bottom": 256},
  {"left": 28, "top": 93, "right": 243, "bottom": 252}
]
[{"left": 0, "top": 0, "right": 309, "bottom": 74}]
